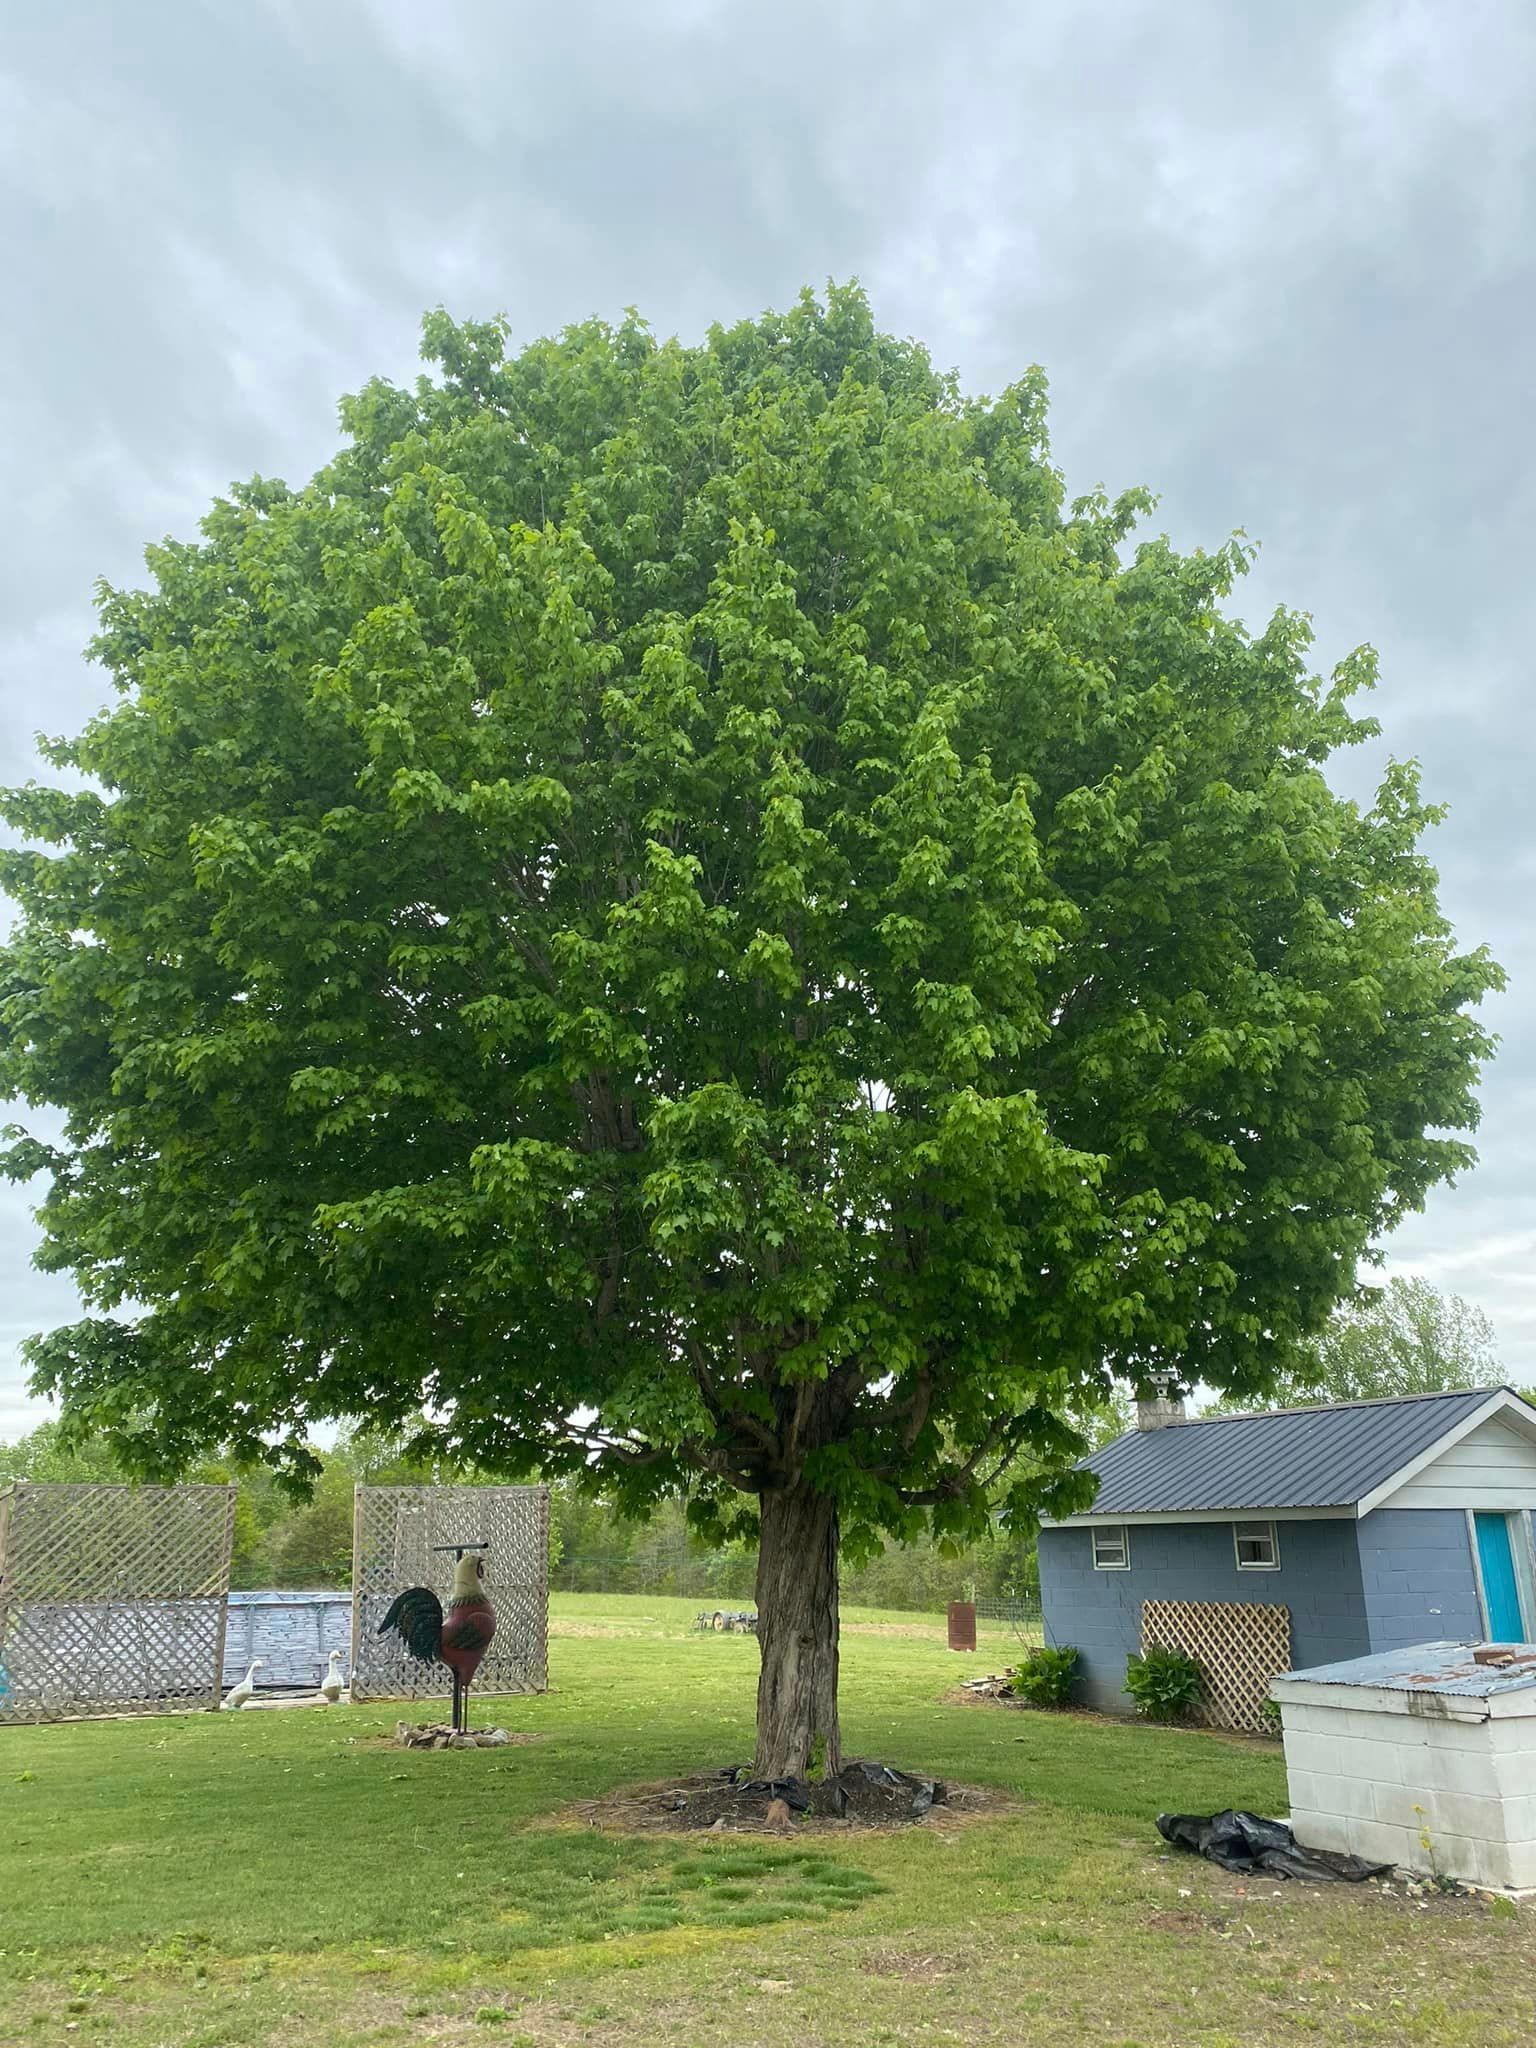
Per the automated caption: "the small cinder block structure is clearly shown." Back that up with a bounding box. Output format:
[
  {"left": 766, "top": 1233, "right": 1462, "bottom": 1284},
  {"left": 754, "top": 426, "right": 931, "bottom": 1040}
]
[{"left": 1273, "top": 1642, "right": 1536, "bottom": 1891}]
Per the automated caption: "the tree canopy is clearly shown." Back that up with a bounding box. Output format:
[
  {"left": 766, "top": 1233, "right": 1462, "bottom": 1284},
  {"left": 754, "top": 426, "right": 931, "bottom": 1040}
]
[
  {"left": 0, "top": 285, "right": 1499, "bottom": 1770},
  {"left": 1209, "top": 1274, "right": 1502, "bottom": 1412}
]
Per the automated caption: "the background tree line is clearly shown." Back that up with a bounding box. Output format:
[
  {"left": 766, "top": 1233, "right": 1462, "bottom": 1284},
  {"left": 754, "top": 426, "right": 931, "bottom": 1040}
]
[
  {"left": 0, "top": 1279, "right": 1515, "bottom": 1605},
  {"left": 0, "top": 1415, "right": 1036, "bottom": 1606}
]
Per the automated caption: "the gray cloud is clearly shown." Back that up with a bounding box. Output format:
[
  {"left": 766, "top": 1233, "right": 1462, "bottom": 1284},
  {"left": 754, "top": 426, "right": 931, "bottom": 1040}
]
[{"left": 3, "top": 0, "right": 1533, "bottom": 1433}]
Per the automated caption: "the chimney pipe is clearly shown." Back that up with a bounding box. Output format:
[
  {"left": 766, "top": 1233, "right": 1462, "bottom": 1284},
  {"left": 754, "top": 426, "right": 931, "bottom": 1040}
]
[{"left": 1136, "top": 1373, "right": 1186, "bottom": 1431}]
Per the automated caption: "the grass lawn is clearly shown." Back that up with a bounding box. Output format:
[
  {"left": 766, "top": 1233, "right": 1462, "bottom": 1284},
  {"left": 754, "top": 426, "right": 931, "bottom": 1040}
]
[{"left": 1, "top": 1592, "right": 1530, "bottom": 2047}]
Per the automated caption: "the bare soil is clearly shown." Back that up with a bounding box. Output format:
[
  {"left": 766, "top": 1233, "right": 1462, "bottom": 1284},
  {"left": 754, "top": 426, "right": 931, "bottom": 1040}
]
[{"left": 560, "top": 1764, "right": 1012, "bottom": 1834}]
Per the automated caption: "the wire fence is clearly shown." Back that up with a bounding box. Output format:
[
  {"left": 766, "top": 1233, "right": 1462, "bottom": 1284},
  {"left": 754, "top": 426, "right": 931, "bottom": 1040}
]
[
  {"left": 551, "top": 1548, "right": 755, "bottom": 1602},
  {"left": 972, "top": 1595, "right": 1043, "bottom": 1632}
]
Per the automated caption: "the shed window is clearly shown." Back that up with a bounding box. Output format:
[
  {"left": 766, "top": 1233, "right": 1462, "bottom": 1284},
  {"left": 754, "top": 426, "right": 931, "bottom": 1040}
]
[
  {"left": 1092, "top": 1525, "right": 1131, "bottom": 1571},
  {"left": 1234, "top": 1520, "right": 1279, "bottom": 1570}
]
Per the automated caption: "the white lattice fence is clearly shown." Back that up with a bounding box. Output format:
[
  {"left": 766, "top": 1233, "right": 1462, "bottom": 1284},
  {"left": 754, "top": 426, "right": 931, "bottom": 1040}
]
[
  {"left": 350, "top": 1484, "right": 549, "bottom": 1703},
  {"left": 0, "top": 1482, "right": 236, "bottom": 1724},
  {"left": 1142, "top": 1598, "right": 1291, "bottom": 1733}
]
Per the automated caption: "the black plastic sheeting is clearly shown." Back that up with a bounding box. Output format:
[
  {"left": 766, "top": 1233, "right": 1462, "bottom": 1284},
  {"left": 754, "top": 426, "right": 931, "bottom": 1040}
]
[
  {"left": 714, "top": 1760, "right": 943, "bottom": 1819},
  {"left": 847, "top": 1761, "right": 942, "bottom": 1816},
  {"left": 735, "top": 1777, "right": 813, "bottom": 1812},
  {"left": 1157, "top": 1810, "right": 1393, "bottom": 1882}
]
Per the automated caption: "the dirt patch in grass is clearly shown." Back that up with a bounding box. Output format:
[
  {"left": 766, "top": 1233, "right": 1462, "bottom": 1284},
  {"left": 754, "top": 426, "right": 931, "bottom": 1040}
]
[
  {"left": 839, "top": 1617, "right": 980, "bottom": 1639},
  {"left": 860, "top": 1946, "right": 960, "bottom": 1979},
  {"left": 1146, "top": 1906, "right": 1231, "bottom": 1935},
  {"left": 560, "top": 1768, "right": 1012, "bottom": 1836},
  {"left": 549, "top": 1615, "right": 686, "bottom": 1637}
]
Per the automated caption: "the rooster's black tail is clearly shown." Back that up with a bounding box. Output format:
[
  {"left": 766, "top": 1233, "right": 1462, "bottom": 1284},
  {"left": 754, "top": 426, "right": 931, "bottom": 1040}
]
[{"left": 378, "top": 1586, "right": 444, "bottom": 1662}]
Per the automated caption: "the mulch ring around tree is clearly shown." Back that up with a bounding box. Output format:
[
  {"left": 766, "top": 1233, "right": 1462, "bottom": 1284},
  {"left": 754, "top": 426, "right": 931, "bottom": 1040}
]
[{"left": 563, "top": 1761, "right": 1012, "bottom": 1834}]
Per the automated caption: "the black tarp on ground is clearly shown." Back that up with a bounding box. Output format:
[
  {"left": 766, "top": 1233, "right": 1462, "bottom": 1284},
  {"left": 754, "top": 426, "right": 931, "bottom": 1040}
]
[{"left": 1157, "top": 1809, "right": 1392, "bottom": 1881}]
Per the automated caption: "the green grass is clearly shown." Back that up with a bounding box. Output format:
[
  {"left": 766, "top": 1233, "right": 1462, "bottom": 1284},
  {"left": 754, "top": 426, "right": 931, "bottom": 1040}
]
[{"left": 1, "top": 1592, "right": 1530, "bottom": 2046}]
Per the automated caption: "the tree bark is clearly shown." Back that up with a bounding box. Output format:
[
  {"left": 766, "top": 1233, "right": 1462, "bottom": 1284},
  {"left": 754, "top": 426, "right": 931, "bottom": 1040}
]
[{"left": 753, "top": 1477, "right": 841, "bottom": 1780}]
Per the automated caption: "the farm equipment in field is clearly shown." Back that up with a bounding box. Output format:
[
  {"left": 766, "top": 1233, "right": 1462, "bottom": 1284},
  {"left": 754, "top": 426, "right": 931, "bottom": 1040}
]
[{"left": 693, "top": 1608, "right": 758, "bottom": 1634}]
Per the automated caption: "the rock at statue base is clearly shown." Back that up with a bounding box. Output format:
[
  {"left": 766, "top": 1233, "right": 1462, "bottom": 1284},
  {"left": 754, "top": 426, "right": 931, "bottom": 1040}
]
[{"left": 393, "top": 1721, "right": 517, "bottom": 1749}]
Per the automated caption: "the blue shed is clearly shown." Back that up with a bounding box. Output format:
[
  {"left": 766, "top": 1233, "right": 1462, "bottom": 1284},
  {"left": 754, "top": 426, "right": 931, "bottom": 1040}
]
[{"left": 1038, "top": 1386, "right": 1536, "bottom": 1726}]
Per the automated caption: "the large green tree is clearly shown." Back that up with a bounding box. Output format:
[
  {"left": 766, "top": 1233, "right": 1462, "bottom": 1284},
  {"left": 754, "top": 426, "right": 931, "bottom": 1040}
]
[
  {"left": 0, "top": 288, "right": 1498, "bottom": 1773},
  {"left": 1210, "top": 1275, "right": 1501, "bottom": 1412}
]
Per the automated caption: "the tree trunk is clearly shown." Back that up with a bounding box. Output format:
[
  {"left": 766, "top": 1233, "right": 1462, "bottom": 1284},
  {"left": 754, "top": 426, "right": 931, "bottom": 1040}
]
[{"left": 753, "top": 1477, "right": 841, "bottom": 1780}]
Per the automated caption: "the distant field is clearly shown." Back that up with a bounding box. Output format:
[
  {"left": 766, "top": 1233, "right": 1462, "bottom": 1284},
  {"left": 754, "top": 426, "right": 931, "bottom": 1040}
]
[
  {"left": 549, "top": 1589, "right": 1038, "bottom": 1655},
  {"left": 1, "top": 1590, "right": 1529, "bottom": 2047}
]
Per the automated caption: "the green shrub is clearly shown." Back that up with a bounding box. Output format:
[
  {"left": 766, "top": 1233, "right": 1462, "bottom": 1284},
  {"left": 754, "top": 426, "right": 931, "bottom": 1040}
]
[
  {"left": 1124, "top": 1644, "right": 1203, "bottom": 1723},
  {"left": 1008, "top": 1645, "right": 1079, "bottom": 1707}
]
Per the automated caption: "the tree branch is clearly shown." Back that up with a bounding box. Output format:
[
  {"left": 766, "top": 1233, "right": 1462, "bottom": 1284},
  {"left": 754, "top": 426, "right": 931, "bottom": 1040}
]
[
  {"left": 891, "top": 1412, "right": 1018, "bottom": 1507},
  {"left": 685, "top": 1337, "right": 783, "bottom": 1462}
]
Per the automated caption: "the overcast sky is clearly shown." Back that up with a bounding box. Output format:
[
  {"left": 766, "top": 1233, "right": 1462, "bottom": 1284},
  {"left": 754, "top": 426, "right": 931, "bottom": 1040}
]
[{"left": 2, "top": 0, "right": 1532, "bottom": 1437}]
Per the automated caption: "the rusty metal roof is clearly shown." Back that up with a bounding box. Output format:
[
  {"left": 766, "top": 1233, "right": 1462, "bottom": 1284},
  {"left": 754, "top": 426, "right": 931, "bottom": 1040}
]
[{"left": 1275, "top": 1641, "right": 1536, "bottom": 1697}]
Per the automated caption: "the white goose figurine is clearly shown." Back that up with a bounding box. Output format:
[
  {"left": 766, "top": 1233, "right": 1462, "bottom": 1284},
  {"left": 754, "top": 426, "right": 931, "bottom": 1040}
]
[
  {"left": 318, "top": 1650, "right": 345, "bottom": 1704},
  {"left": 221, "top": 1659, "right": 262, "bottom": 1710}
]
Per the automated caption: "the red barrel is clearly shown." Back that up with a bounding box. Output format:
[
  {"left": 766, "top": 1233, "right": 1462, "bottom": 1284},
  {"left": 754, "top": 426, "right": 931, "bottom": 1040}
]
[{"left": 947, "top": 1601, "right": 977, "bottom": 1652}]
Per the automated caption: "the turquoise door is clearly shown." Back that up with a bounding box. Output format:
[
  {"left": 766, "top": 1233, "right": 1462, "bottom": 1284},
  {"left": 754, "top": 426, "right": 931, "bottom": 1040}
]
[{"left": 1474, "top": 1513, "right": 1526, "bottom": 1642}]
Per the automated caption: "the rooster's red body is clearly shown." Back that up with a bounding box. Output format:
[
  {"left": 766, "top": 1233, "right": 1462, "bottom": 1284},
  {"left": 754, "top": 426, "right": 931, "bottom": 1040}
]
[{"left": 379, "top": 1548, "right": 496, "bottom": 1731}]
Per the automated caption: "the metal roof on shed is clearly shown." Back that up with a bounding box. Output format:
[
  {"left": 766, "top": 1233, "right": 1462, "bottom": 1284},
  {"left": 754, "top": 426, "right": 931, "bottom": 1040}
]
[
  {"left": 1065, "top": 1386, "right": 1502, "bottom": 1517},
  {"left": 1275, "top": 1640, "right": 1536, "bottom": 1698}
]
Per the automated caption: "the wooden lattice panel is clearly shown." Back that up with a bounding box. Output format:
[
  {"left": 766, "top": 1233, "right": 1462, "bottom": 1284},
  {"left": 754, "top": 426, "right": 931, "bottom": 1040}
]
[
  {"left": 1142, "top": 1598, "right": 1291, "bottom": 1733},
  {"left": 350, "top": 1484, "right": 549, "bottom": 1703},
  {"left": 0, "top": 1482, "right": 236, "bottom": 1724}
]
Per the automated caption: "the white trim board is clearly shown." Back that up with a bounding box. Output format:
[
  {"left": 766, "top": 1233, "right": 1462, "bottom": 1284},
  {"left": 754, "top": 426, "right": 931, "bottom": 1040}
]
[
  {"left": 1372, "top": 1415, "right": 1536, "bottom": 1513},
  {"left": 1041, "top": 1505, "right": 1353, "bottom": 1528},
  {"left": 1356, "top": 1391, "right": 1536, "bottom": 1517}
]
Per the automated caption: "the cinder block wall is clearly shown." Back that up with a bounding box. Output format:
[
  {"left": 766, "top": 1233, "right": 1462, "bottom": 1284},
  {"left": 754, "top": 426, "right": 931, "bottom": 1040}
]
[
  {"left": 1038, "top": 1519, "right": 1370, "bottom": 1712},
  {"left": 1355, "top": 1508, "right": 1482, "bottom": 1651},
  {"left": 1037, "top": 1527, "right": 1142, "bottom": 1711},
  {"left": 1282, "top": 1693, "right": 1536, "bottom": 1889}
]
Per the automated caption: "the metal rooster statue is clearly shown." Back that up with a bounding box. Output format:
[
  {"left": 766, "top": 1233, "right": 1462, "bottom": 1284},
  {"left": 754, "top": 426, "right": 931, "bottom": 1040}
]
[{"left": 378, "top": 1541, "right": 497, "bottom": 1732}]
